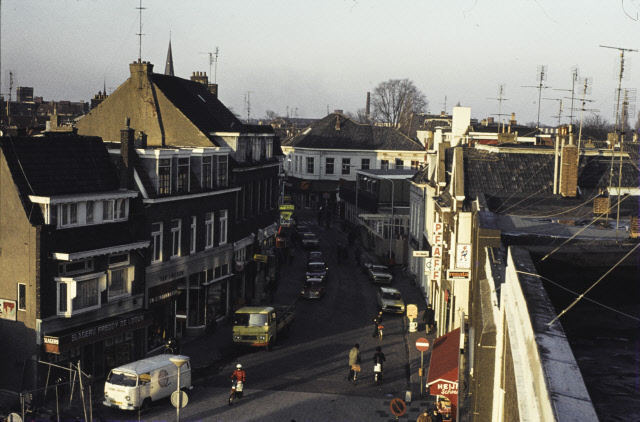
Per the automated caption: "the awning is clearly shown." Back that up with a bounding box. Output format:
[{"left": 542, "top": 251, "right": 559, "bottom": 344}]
[
  {"left": 427, "top": 327, "right": 460, "bottom": 418},
  {"left": 43, "top": 311, "right": 154, "bottom": 354}
]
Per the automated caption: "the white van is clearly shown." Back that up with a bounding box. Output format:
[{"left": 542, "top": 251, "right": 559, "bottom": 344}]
[{"left": 103, "top": 354, "right": 191, "bottom": 410}]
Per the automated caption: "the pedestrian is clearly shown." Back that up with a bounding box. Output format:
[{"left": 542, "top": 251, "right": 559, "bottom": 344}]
[
  {"left": 431, "top": 407, "right": 443, "bottom": 422},
  {"left": 416, "top": 408, "right": 433, "bottom": 422},
  {"left": 337, "top": 243, "right": 343, "bottom": 264},
  {"left": 372, "top": 311, "right": 383, "bottom": 338},
  {"left": 373, "top": 346, "right": 386, "bottom": 380},
  {"left": 347, "top": 343, "right": 361, "bottom": 383},
  {"left": 423, "top": 304, "right": 435, "bottom": 334}
]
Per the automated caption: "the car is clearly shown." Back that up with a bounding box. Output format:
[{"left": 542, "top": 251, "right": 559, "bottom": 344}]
[
  {"left": 306, "top": 261, "right": 329, "bottom": 282},
  {"left": 377, "top": 286, "right": 405, "bottom": 313},
  {"left": 365, "top": 263, "right": 393, "bottom": 284},
  {"left": 307, "top": 250, "right": 324, "bottom": 263},
  {"left": 301, "top": 278, "right": 326, "bottom": 299},
  {"left": 301, "top": 233, "right": 320, "bottom": 249},
  {"left": 296, "top": 224, "right": 311, "bottom": 236}
]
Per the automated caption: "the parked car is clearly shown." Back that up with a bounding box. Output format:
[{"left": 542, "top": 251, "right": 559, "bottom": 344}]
[
  {"left": 377, "top": 286, "right": 405, "bottom": 314},
  {"left": 296, "top": 224, "right": 311, "bottom": 236},
  {"left": 364, "top": 263, "right": 393, "bottom": 284},
  {"left": 302, "top": 233, "right": 320, "bottom": 249},
  {"left": 306, "top": 261, "right": 329, "bottom": 282},
  {"left": 307, "top": 250, "right": 324, "bottom": 263},
  {"left": 301, "top": 278, "right": 326, "bottom": 299}
]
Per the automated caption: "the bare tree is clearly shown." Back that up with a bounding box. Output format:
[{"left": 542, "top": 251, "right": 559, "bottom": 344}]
[
  {"left": 581, "top": 113, "right": 613, "bottom": 141},
  {"left": 265, "top": 110, "right": 279, "bottom": 121},
  {"left": 371, "top": 79, "right": 428, "bottom": 129},
  {"left": 345, "top": 108, "right": 369, "bottom": 124}
]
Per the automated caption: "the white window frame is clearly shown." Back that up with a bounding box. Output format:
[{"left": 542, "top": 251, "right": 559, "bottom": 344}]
[
  {"left": 103, "top": 199, "right": 126, "bottom": 222},
  {"left": 219, "top": 210, "right": 228, "bottom": 245},
  {"left": 342, "top": 158, "right": 351, "bottom": 175},
  {"left": 177, "top": 157, "right": 190, "bottom": 193},
  {"left": 190, "top": 216, "right": 197, "bottom": 254},
  {"left": 56, "top": 273, "right": 105, "bottom": 317},
  {"left": 325, "top": 158, "right": 334, "bottom": 175},
  {"left": 361, "top": 158, "right": 370, "bottom": 170},
  {"left": 205, "top": 213, "right": 214, "bottom": 249},
  {"left": 266, "top": 139, "right": 273, "bottom": 159},
  {"left": 171, "top": 219, "right": 182, "bottom": 258},
  {"left": 58, "top": 258, "right": 94, "bottom": 275},
  {"left": 151, "top": 222, "right": 163, "bottom": 263},
  {"left": 86, "top": 201, "right": 94, "bottom": 224},
  {"left": 202, "top": 156, "right": 212, "bottom": 189},
  {"left": 18, "top": 283, "right": 26, "bottom": 311},
  {"left": 306, "top": 157, "right": 314, "bottom": 174},
  {"left": 158, "top": 158, "right": 172, "bottom": 195},
  {"left": 107, "top": 266, "right": 134, "bottom": 301},
  {"left": 218, "top": 156, "right": 228, "bottom": 187},
  {"left": 59, "top": 203, "right": 78, "bottom": 227}
]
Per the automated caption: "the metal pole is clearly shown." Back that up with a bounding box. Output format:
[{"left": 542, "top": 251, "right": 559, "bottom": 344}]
[
  {"left": 56, "top": 385, "right": 60, "bottom": 422},
  {"left": 77, "top": 361, "right": 88, "bottom": 422},
  {"left": 420, "top": 351, "right": 424, "bottom": 398},
  {"left": 355, "top": 175, "right": 358, "bottom": 223},
  {"left": 176, "top": 365, "right": 181, "bottom": 422}
]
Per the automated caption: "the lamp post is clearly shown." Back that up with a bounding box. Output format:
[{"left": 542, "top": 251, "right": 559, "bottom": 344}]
[
  {"left": 378, "top": 176, "right": 394, "bottom": 262},
  {"left": 170, "top": 356, "right": 189, "bottom": 422}
]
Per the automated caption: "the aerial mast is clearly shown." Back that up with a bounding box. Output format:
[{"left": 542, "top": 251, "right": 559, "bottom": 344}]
[{"left": 522, "top": 65, "right": 551, "bottom": 129}]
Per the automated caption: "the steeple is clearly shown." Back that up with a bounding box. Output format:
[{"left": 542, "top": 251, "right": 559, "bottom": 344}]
[{"left": 165, "top": 36, "right": 175, "bottom": 76}]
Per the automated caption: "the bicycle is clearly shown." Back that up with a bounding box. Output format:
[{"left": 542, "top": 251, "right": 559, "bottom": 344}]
[{"left": 377, "top": 325, "right": 384, "bottom": 341}]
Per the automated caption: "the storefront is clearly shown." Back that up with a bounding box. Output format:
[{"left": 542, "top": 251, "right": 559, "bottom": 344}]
[
  {"left": 43, "top": 311, "right": 153, "bottom": 378},
  {"left": 426, "top": 327, "right": 461, "bottom": 421},
  {"left": 146, "top": 280, "right": 180, "bottom": 354}
]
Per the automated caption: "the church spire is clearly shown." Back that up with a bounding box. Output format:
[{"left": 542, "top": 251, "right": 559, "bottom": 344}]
[{"left": 165, "top": 35, "right": 175, "bottom": 76}]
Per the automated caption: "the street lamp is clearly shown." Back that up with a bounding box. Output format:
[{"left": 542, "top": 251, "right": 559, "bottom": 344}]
[
  {"left": 169, "top": 356, "right": 189, "bottom": 422},
  {"left": 378, "top": 176, "right": 394, "bottom": 263}
]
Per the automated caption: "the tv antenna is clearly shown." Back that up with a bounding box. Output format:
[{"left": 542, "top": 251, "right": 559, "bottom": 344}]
[
  {"left": 199, "top": 47, "right": 220, "bottom": 84},
  {"left": 553, "top": 65, "right": 580, "bottom": 125},
  {"left": 599, "top": 45, "right": 637, "bottom": 136},
  {"left": 487, "top": 84, "right": 509, "bottom": 131},
  {"left": 244, "top": 91, "right": 254, "bottom": 123},
  {"left": 443, "top": 96, "right": 447, "bottom": 114},
  {"left": 542, "top": 98, "right": 563, "bottom": 127},
  {"left": 566, "top": 77, "right": 596, "bottom": 151},
  {"left": 136, "top": 0, "right": 146, "bottom": 62},
  {"left": 522, "top": 65, "right": 551, "bottom": 128}
]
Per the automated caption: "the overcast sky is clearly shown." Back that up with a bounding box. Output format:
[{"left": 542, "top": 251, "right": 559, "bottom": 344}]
[{"left": 2, "top": 0, "right": 640, "bottom": 127}]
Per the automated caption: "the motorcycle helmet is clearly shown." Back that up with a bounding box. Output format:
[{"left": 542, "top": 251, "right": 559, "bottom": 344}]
[{"left": 236, "top": 364, "right": 242, "bottom": 369}]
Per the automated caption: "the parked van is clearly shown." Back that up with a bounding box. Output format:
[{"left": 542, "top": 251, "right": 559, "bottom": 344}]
[{"left": 103, "top": 354, "right": 191, "bottom": 410}]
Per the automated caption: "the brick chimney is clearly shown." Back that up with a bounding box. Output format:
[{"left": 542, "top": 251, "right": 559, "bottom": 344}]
[
  {"left": 335, "top": 115, "right": 341, "bottom": 130},
  {"left": 129, "top": 60, "right": 154, "bottom": 91},
  {"left": 559, "top": 140, "right": 578, "bottom": 197},
  {"left": 120, "top": 118, "right": 135, "bottom": 190},
  {"left": 509, "top": 112, "right": 517, "bottom": 125},
  {"left": 366, "top": 92, "right": 371, "bottom": 119}
]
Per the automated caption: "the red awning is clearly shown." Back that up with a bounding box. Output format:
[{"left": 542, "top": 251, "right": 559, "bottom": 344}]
[{"left": 427, "top": 327, "right": 460, "bottom": 392}]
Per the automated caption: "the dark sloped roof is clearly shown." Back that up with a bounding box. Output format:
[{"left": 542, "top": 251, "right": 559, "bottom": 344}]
[
  {"left": 1, "top": 136, "right": 120, "bottom": 197},
  {"left": 151, "top": 74, "right": 273, "bottom": 136},
  {"left": 282, "top": 113, "right": 424, "bottom": 151}
]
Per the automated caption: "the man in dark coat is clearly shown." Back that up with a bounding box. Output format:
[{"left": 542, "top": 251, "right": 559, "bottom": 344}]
[
  {"left": 423, "top": 304, "right": 435, "bottom": 333},
  {"left": 372, "top": 311, "right": 383, "bottom": 338}
]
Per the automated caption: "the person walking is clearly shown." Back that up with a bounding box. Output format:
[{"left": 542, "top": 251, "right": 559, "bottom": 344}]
[
  {"left": 430, "top": 407, "right": 443, "bottom": 422},
  {"left": 347, "top": 343, "right": 361, "bottom": 383},
  {"left": 372, "top": 311, "right": 384, "bottom": 338},
  {"left": 416, "top": 408, "right": 433, "bottom": 422},
  {"left": 373, "top": 346, "right": 386, "bottom": 383},
  {"left": 423, "top": 304, "right": 435, "bottom": 334}
]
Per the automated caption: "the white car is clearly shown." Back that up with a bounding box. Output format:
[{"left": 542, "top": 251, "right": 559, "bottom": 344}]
[
  {"left": 377, "top": 286, "right": 405, "bottom": 314},
  {"left": 365, "top": 263, "right": 393, "bottom": 284}
]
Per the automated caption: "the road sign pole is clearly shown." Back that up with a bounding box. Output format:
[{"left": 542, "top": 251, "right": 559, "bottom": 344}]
[{"left": 420, "top": 351, "right": 424, "bottom": 398}]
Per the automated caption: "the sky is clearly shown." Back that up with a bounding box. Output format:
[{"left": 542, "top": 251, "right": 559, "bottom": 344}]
[{"left": 2, "top": 0, "right": 640, "bottom": 127}]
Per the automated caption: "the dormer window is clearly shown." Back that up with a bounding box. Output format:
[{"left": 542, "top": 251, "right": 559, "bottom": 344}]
[
  {"left": 217, "top": 156, "right": 228, "bottom": 187},
  {"left": 103, "top": 199, "right": 126, "bottom": 222},
  {"left": 202, "top": 156, "right": 213, "bottom": 189},
  {"left": 158, "top": 159, "right": 171, "bottom": 195},
  {"left": 177, "top": 158, "right": 190, "bottom": 193}
]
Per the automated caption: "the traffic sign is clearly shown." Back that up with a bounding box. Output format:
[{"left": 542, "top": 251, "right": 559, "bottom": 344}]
[
  {"left": 415, "top": 338, "right": 430, "bottom": 352},
  {"left": 171, "top": 391, "right": 188, "bottom": 408},
  {"left": 389, "top": 398, "right": 406, "bottom": 417},
  {"left": 279, "top": 204, "right": 294, "bottom": 210},
  {"left": 254, "top": 254, "right": 268, "bottom": 263},
  {"left": 413, "top": 250, "right": 430, "bottom": 257}
]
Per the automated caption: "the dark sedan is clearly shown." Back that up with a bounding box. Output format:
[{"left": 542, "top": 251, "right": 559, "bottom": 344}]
[
  {"left": 301, "top": 233, "right": 320, "bottom": 249},
  {"left": 306, "top": 261, "right": 329, "bottom": 282},
  {"left": 301, "top": 279, "right": 326, "bottom": 299}
]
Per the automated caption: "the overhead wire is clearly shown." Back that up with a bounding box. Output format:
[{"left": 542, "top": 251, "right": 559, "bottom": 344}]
[{"left": 516, "top": 270, "right": 640, "bottom": 322}]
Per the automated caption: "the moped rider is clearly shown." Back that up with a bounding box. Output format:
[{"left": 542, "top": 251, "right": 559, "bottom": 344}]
[{"left": 230, "top": 364, "right": 246, "bottom": 396}]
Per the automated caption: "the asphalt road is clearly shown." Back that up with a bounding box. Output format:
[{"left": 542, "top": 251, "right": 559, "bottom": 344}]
[{"left": 98, "top": 217, "right": 431, "bottom": 421}]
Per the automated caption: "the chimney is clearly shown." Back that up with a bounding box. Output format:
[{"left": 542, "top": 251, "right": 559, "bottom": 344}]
[
  {"left": 190, "top": 71, "right": 209, "bottom": 86},
  {"left": 487, "top": 117, "right": 494, "bottom": 125},
  {"left": 209, "top": 83, "right": 218, "bottom": 99},
  {"left": 334, "top": 109, "right": 343, "bottom": 115},
  {"left": 366, "top": 92, "right": 371, "bottom": 119},
  {"left": 510, "top": 112, "right": 517, "bottom": 125},
  {"left": 559, "top": 142, "right": 578, "bottom": 197},
  {"left": 335, "top": 115, "right": 341, "bottom": 130},
  {"left": 120, "top": 117, "right": 135, "bottom": 190},
  {"left": 129, "top": 60, "right": 154, "bottom": 91},
  {"left": 481, "top": 119, "right": 487, "bottom": 126},
  {"left": 136, "top": 131, "right": 147, "bottom": 149}
]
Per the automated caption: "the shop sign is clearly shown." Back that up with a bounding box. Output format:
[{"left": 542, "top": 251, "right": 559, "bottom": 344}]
[
  {"left": 429, "top": 271, "right": 441, "bottom": 281},
  {"left": 447, "top": 270, "right": 470, "bottom": 281},
  {"left": 279, "top": 204, "right": 295, "bottom": 211},
  {"left": 424, "top": 258, "right": 441, "bottom": 274},
  {"left": 44, "top": 312, "right": 153, "bottom": 354},
  {"left": 432, "top": 234, "right": 443, "bottom": 246},
  {"left": 148, "top": 280, "right": 180, "bottom": 305},
  {"left": 433, "top": 222, "right": 443, "bottom": 235},
  {"left": 432, "top": 245, "right": 442, "bottom": 258},
  {"left": 0, "top": 299, "right": 17, "bottom": 321},
  {"left": 456, "top": 244, "right": 471, "bottom": 269},
  {"left": 254, "top": 254, "right": 268, "bottom": 263},
  {"left": 432, "top": 381, "right": 458, "bottom": 396},
  {"left": 413, "top": 251, "right": 430, "bottom": 257}
]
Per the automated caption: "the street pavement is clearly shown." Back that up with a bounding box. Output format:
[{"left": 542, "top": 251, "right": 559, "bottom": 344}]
[{"left": 65, "top": 212, "right": 442, "bottom": 422}]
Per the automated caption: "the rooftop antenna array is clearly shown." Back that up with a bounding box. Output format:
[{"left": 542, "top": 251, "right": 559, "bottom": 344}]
[
  {"left": 553, "top": 65, "right": 580, "bottom": 125},
  {"left": 487, "top": 84, "right": 509, "bottom": 131},
  {"left": 522, "top": 65, "right": 551, "bottom": 128},
  {"left": 542, "top": 97, "right": 563, "bottom": 127},
  {"left": 569, "top": 76, "right": 596, "bottom": 151},
  {"left": 136, "top": 0, "right": 146, "bottom": 62},
  {"left": 244, "top": 91, "right": 254, "bottom": 123},
  {"left": 199, "top": 47, "right": 220, "bottom": 84},
  {"left": 600, "top": 45, "right": 637, "bottom": 234},
  {"left": 443, "top": 96, "right": 447, "bottom": 114}
]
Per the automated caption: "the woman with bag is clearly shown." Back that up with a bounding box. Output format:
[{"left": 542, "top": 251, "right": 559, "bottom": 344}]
[
  {"left": 347, "top": 343, "right": 361, "bottom": 384},
  {"left": 373, "top": 346, "right": 386, "bottom": 385}
]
